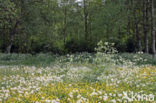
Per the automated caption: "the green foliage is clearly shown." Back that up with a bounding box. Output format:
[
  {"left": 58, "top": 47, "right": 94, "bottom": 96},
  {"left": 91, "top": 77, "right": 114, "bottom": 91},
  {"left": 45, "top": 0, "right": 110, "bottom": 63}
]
[
  {"left": 95, "top": 41, "right": 117, "bottom": 54},
  {"left": 0, "top": 0, "right": 155, "bottom": 54},
  {"left": 0, "top": 0, "right": 17, "bottom": 28},
  {"left": 64, "top": 38, "right": 96, "bottom": 53}
]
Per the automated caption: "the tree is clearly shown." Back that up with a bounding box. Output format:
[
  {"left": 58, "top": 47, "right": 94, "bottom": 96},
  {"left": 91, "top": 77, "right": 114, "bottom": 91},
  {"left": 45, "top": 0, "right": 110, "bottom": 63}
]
[
  {"left": 0, "top": 0, "right": 156, "bottom": 54},
  {"left": 150, "top": 0, "right": 156, "bottom": 58},
  {"left": 143, "top": 0, "right": 149, "bottom": 53},
  {"left": 134, "top": 0, "right": 142, "bottom": 52},
  {"left": 83, "top": 0, "right": 89, "bottom": 42},
  {"left": 0, "top": 0, "right": 19, "bottom": 53}
]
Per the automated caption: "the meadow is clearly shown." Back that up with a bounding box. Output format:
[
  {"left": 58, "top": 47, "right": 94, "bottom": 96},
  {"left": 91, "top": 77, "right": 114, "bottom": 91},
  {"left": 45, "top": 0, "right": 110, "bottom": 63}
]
[
  {"left": 1, "top": 0, "right": 156, "bottom": 102},
  {"left": 0, "top": 43, "right": 156, "bottom": 103}
]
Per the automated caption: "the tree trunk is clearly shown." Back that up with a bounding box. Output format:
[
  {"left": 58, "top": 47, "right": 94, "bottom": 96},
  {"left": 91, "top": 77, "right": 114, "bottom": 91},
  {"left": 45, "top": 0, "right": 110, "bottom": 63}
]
[
  {"left": 83, "top": 0, "right": 88, "bottom": 42},
  {"left": 63, "top": 6, "right": 67, "bottom": 44},
  {"left": 150, "top": 0, "right": 156, "bottom": 59},
  {"left": 134, "top": 7, "right": 142, "bottom": 51},
  {"left": 143, "top": 0, "right": 149, "bottom": 53},
  {"left": 6, "top": 21, "right": 19, "bottom": 53},
  {"left": 7, "top": 29, "right": 15, "bottom": 53}
]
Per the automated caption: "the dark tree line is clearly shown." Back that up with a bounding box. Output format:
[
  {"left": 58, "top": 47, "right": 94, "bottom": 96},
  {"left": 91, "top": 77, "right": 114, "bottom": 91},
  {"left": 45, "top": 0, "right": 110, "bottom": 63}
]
[{"left": 0, "top": 0, "right": 156, "bottom": 56}]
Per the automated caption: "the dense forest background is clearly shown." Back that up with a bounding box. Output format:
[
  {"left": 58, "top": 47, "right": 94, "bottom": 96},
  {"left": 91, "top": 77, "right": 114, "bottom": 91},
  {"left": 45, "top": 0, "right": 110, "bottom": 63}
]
[{"left": 0, "top": 0, "right": 156, "bottom": 55}]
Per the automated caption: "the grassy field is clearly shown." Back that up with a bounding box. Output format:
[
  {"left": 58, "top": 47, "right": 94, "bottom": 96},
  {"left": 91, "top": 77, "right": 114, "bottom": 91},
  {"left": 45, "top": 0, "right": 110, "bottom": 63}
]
[{"left": 0, "top": 53, "right": 156, "bottom": 103}]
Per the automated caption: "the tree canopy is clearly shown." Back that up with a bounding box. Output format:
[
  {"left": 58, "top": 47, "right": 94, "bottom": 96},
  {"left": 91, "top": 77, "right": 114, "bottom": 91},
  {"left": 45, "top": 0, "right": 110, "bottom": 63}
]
[{"left": 0, "top": 0, "right": 156, "bottom": 55}]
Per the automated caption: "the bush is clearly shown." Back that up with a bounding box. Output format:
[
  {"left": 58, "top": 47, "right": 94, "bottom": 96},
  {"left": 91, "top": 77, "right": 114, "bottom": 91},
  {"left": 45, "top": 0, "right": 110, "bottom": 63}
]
[
  {"left": 125, "top": 38, "right": 137, "bottom": 52},
  {"left": 65, "top": 39, "right": 95, "bottom": 53}
]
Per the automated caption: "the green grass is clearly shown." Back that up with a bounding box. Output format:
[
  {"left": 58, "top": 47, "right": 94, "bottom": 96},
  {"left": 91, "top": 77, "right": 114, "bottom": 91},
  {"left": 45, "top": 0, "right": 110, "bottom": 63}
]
[
  {"left": 0, "top": 53, "right": 156, "bottom": 66},
  {"left": 0, "top": 53, "right": 56, "bottom": 66}
]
